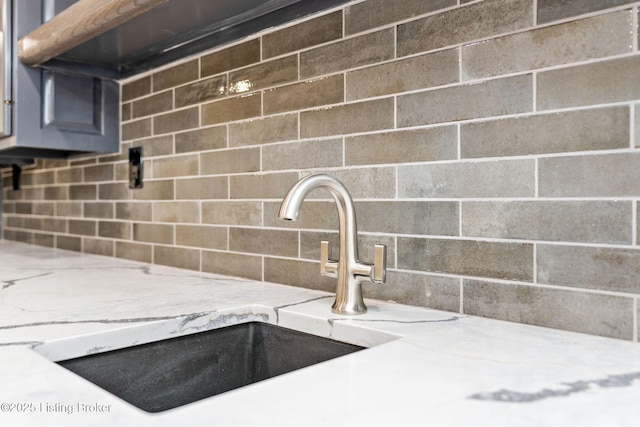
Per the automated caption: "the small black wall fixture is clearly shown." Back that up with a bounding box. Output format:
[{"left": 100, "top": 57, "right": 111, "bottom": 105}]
[
  {"left": 129, "top": 146, "right": 143, "bottom": 189},
  {"left": 11, "top": 164, "right": 21, "bottom": 190}
]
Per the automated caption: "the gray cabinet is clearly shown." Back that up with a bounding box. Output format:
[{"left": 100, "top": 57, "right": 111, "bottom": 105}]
[{"left": 0, "top": 0, "right": 119, "bottom": 162}]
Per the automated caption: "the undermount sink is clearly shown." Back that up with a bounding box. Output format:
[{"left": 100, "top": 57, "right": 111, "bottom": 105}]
[{"left": 57, "top": 322, "right": 364, "bottom": 413}]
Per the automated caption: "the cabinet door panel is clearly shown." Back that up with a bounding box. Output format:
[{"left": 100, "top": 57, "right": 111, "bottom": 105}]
[
  {"left": 42, "top": 71, "right": 103, "bottom": 134},
  {"left": 1, "top": 0, "right": 119, "bottom": 157}
]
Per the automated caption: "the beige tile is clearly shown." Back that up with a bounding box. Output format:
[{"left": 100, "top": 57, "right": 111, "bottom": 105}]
[
  {"left": 131, "top": 180, "right": 174, "bottom": 200},
  {"left": 57, "top": 236, "right": 82, "bottom": 252},
  {"left": 175, "top": 75, "right": 227, "bottom": 108},
  {"left": 538, "top": 245, "right": 640, "bottom": 294},
  {"left": 462, "top": 11, "right": 633, "bottom": 80},
  {"left": 84, "top": 239, "right": 113, "bottom": 257},
  {"left": 69, "top": 157, "right": 96, "bottom": 166},
  {"left": 133, "top": 223, "right": 173, "bottom": 244},
  {"left": 43, "top": 218, "right": 65, "bottom": 233},
  {"left": 69, "top": 219, "right": 96, "bottom": 236},
  {"left": 153, "top": 107, "right": 199, "bottom": 135},
  {"left": 263, "top": 11, "right": 342, "bottom": 59},
  {"left": 132, "top": 91, "right": 173, "bottom": 118},
  {"left": 23, "top": 217, "right": 42, "bottom": 231},
  {"left": 364, "top": 270, "right": 460, "bottom": 312},
  {"left": 300, "top": 29, "right": 394, "bottom": 78},
  {"left": 115, "top": 202, "right": 153, "bottom": 221},
  {"left": 153, "top": 201, "right": 200, "bottom": 223},
  {"left": 346, "top": 0, "right": 456, "bottom": 35},
  {"left": 116, "top": 241, "right": 152, "bottom": 263},
  {"left": 636, "top": 103, "right": 640, "bottom": 148},
  {"left": 262, "top": 139, "right": 343, "bottom": 171},
  {"left": 44, "top": 187, "right": 69, "bottom": 200},
  {"left": 637, "top": 202, "right": 640, "bottom": 244},
  {"left": 33, "top": 203, "right": 54, "bottom": 216},
  {"left": 122, "top": 118, "right": 152, "bottom": 141},
  {"left": 300, "top": 167, "right": 396, "bottom": 199},
  {"left": 463, "top": 279, "right": 634, "bottom": 340},
  {"left": 201, "top": 39, "right": 260, "bottom": 77},
  {"left": 537, "top": 56, "right": 640, "bottom": 110},
  {"left": 56, "top": 202, "right": 82, "bottom": 217},
  {"left": 397, "top": 0, "right": 533, "bottom": 57},
  {"left": 229, "top": 114, "right": 298, "bottom": 147},
  {"left": 176, "top": 177, "right": 228, "bottom": 200},
  {"left": 56, "top": 168, "right": 82, "bottom": 184},
  {"left": 201, "top": 93, "right": 262, "bottom": 126},
  {"left": 99, "top": 183, "right": 130, "bottom": 200},
  {"left": 133, "top": 135, "right": 174, "bottom": 157},
  {"left": 83, "top": 164, "right": 113, "bottom": 182},
  {"left": 399, "top": 159, "right": 535, "bottom": 198},
  {"left": 175, "top": 126, "right": 227, "bottom": 153},
  {"left": 398, "top": 75, "right": 533, "bottom": 127},
  {"left": 202, "top": 201, "right": 262, "bottom": 226},
  {"left": 33, "top": 234, "right": 55, "bottom": 248},
  {"left": 398, "top": 237, "right": 534, "bottom": 281},
  {"left": 200, "top": 148, "right": 260, "bottom": 175},
  {"left": 152, "top": 154, "right": 199, "bottom": 178},
  {"left": 229, "top": 227, "right": 298, "bottom": 257},
  {"left": 357, "top": 201, "right": 459, "bottom": 235},
  {"left": 176, "top": 225, "right": 227, "bottom": 250},
  {"left": 84, "top": 202, "right": 114, "bottom": 219},
  {"left": 346, "top": 127, "right": 457, "bottom": 166},
  {"left": 301, "top": 98, "right": 394, "bottom": 138},
  {"left": 153, "top": 59, "right": 199, "bottom": 92},
  {"left": 122, "top": 103, "right": 131, "bottom": 121},
  {"left": 229, "top": 55, "right": 297, "bottom": 94},
  {"left": 69, "top": 184, "right": 96, "bottom": 200},
  {"left": 202, "top": 251, "right": 262, "bottom": 280},
  {"left": 264, "top": 257, "right": 336, "bottom": 292},
  {"left": 122, "top": 76, "right": 151, "bottom": 101},
  {"left": 347, "top": 49, "right": 459, "bottom": 100},
  {"left": 539, "top": 152, "right": 640, "bottom": 197},
  {"left": 537, "top": 0, "right": 634, "bottom": 24},
  {"left": 24, "top": 170, "right": 55, "bottom": 186},
  {"left": 462, "top": 201, "right": 632, "bottom": 244},
  {"left": 40, "top": 158, "right": 68, "bottom": 168},
  {"left": 154, "top": 245, "right": 200, "bottom": 271},
  {"left": 98, "top": 221, "right": 132, "bottom": 240},
  {"left": 264, "top": 75, "right": 344, "bottom": 115},
  {"left": 461, "top": 107, "right": 629, "bottom": 158},
  {"left": 230, "top": 172, "right": 299, "bottom": 199}
]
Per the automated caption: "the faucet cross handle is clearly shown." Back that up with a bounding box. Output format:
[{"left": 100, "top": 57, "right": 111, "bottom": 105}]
[
  {"left": 372, "top": 244, "right": 387, "bottom": 284},
  {"left": 320, "top": 241, "right": 338, "bottom": 278},
  {"left": 320, "top": 240, "right": 387, "bottom": 284}
]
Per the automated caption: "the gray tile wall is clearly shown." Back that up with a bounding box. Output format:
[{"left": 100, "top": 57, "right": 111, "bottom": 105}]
[{"left": 3, "top": 0, "right": 640, "bottom": 341}]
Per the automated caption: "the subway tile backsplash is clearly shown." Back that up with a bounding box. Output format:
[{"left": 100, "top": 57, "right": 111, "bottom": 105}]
[{"left": 4, "top": 0, "right": 640, "bottom": 342}]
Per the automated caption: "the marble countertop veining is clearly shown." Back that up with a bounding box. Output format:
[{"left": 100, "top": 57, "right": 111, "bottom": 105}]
[{"left": 1, "top": 241, "right": 640, "bottom": 426}]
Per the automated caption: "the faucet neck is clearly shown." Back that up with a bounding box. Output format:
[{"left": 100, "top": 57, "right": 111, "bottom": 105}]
[{"left": 279, "top": 174, "right": 360, "bottom": 262}]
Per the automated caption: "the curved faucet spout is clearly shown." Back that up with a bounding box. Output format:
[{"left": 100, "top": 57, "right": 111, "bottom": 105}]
[{"left": 278, "top": 174, "right": 386, "bottom": 315}]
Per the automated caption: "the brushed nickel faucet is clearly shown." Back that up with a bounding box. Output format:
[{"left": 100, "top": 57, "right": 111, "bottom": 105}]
[{"left": 278, "top": 174, "right": 386, "bottom": 315}]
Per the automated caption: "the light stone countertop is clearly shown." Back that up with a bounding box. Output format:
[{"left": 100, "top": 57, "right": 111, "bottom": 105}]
[{"left": 1, "top": 240, "right": 639, "bottom": 426}]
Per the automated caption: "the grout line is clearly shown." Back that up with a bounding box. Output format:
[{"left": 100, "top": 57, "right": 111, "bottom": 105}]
[
  {"left": 459, "top": 277, "right": 464, "bottom": 314},
  {"left": 533, "top": 243, "right": 538, "bottom": 283},
  {"left": 532, "top": 71, "right": 537, "bottom": 112},
  {"left": 631, "top": 103, "right": 636, "bottom": 149},
  {"left": 634, "top": 297, "right": 639, "bottom": 342},
  {"left": 634, "top": 5, "right": 639, "bottom": 53},
  {"left": 633, "top": 201, "right": 637, "bottom": 246},
  {"left": 534, "top": 157, "right": 539, "bottom": 198},
  {"left": 458, "top": 201, "right": 463, "bottom": 237}
]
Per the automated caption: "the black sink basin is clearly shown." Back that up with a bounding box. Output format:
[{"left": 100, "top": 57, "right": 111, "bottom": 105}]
[{"left": 57, "top": 322, "right": 363, "bottom": 412}]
